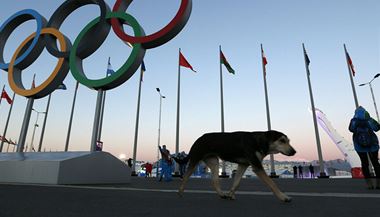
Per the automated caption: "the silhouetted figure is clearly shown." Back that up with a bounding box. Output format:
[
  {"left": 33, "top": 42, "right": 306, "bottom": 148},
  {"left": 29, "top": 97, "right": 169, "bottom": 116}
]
[
  {"left": 293, "top": 165, "right": 298, "bottom": 178},
  {"left": 349, "top": 106, "right": 380, "bottom": 189},
  {"left": 298, "top": 165, "right": 303, "bottom": 179},
  {"left": 159, "top": 145, "right": 172, "bottom": 182},
  {"left": 172, "top": 151, "right": 189, "bottom": 178},
  {"left": 127, "top": 158, "right": 133, "bottom": 168},
  {"left": 145, "top": 162, "right": 153, "bottom": 177},
  {"left": 309, "top": 164, "right": 315, "bottom": 178}
]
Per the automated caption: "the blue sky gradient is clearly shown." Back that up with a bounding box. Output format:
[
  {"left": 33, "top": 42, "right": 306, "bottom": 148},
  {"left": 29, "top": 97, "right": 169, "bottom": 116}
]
[{"left": 0, "top": 0, "right": 379, "bottom": 162}]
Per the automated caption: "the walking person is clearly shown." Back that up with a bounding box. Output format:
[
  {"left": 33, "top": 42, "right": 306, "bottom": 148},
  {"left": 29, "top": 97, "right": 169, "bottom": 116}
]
[
  {"left": 145, "top": 162, "right": 153, "bottom": 178},
  {"left": 309, "top": 164, "right": 315, "bottom": 178},
  {"left": 126, "top": 158, "right": 133, "bottom": 168},
  {"left": 298, "top": 165, "right": 303, "bottom": 179},
  {"left": 158, "top": 145, "right": 173, "bottom": 182},
  {"left": 172, "top": 151, "right": 189, "bottom": 178},
  {"left": 293, "top": 165, "right": 298, "bottom": 178},
  {"left": 349, "top": 106, "right": 380, "bottom": 189}
]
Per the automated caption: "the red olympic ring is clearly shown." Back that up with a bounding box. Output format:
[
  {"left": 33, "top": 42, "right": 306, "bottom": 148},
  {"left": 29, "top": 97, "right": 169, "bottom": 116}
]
[{"left": 111, "top": 0, "right": 192, "bottom": 49}]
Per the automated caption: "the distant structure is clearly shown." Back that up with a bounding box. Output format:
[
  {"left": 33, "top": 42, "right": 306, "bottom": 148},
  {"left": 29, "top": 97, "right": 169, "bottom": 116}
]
[{"left": 314, "top": 108, "right": 362, "bottom": 178}]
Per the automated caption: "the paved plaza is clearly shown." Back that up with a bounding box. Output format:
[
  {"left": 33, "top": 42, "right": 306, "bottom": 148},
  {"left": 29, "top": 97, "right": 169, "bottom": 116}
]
[{"left": 1, "top": 177, "right": 380, "bottom": 217}]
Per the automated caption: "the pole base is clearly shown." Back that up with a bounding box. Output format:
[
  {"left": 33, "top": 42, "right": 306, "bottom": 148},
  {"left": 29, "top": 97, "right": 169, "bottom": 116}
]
[
  {"left": 0, "top": 152, "right": 131, "bottom": 184},
  {"left": 131, "top": 171, "right": 138, "bottom": 176},
  {"left": 219, "top": 172, "right": 229, "bottom": 178},
  {"left": 270, "top": 172, "right": 279, "bottom": 178},
  {"left": 172, "top": 172, "right": 182, "bottom": 178},
  {"left": 317, "top": 172, "right": 330, "bottom": 179}
]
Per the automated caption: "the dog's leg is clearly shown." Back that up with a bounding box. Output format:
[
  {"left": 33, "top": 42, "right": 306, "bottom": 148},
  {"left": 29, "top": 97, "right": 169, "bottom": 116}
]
[
  {"left": 204, "top": 157, "right": 226, "bottom": 199},
  {"left": 253, "top": 169, "right": 292, "bottom": 202},
  {"left": 227, "top": 164, "right": 248, "bottom": 200},
  {"left": 178, "top": 161, "right": 198, "bottom": 197}
]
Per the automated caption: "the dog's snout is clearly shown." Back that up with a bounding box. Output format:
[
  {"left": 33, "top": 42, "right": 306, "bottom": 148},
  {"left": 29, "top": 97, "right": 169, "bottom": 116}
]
[{"left": 288, "top": 148, "right": 296, "bottom": 156}]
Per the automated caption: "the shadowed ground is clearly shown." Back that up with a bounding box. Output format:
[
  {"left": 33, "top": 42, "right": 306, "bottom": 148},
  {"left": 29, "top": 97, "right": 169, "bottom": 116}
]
[{"left": 1, "top": 177, "right": 379, "bottom": 217}]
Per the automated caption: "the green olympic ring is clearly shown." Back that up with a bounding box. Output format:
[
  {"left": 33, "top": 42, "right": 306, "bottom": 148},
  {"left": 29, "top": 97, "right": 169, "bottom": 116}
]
[{"left": 70, "top": 12, "right": 145, "bottom": 90}]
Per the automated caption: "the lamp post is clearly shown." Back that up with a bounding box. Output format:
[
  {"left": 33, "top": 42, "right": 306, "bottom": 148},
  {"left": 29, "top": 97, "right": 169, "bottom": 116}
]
[
  {"left": 29, "top": 109, "right": 45, "bottom": 152},
  {"left": 359, "top": 73, "right": 380, "bottom": 122},
  {"left": 156, "top": 88, "right": 165, "bottom": 178}
]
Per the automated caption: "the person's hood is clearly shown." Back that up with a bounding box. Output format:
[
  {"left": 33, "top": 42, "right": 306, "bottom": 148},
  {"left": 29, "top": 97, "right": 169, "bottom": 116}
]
[{"left": 354, "top": 106, "right": 370, "bottom": 120}]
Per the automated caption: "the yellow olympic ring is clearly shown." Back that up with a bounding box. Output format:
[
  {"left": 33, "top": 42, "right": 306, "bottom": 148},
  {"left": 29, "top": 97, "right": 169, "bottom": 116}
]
[{"left": 8, "top": 28, "right": 69, "bottom": 99}]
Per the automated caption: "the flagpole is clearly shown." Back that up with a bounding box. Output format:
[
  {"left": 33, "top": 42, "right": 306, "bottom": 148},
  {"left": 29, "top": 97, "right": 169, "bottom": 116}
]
[
  {"left": 17, "top": 74, "right": 37, "bottom": 152},
  {"left": 344, "top": 44, "right": 374, "bottom": 176},
  {"left": 97, "top": 59, "right": 110, "bottom": 143},
  {"left": 65, "top": 81, "right": 79, "bottom": 151},
  {"left": 17, "top": 97, "right": 34, "bottom": 152},
  {"left": 37, "top": 93, "right": 51, "bottom": 152},
  {"left": 260, "top": 44, "right": 277, "bottom": 178},
  {"left": 0, "top": 91, "right": 15, "bottom": 152},
  {"left": 174, "top": 48, "right": 181, "bottom": 176},
  {"left": 219, "top": 45, "right": 228, "bottom": 177},
  {"left": 96, "top": 57, "right": 114, "bottom": 149},
  {"left": 91, "top": 90, "right": 104, "bottom": 151},
  {"left": 131, "top": 66, "right": 144, "bottom": 176},
  {"left": 302, "top": 43, "right": 328, "bottom": 178},
  {"left": 344, "top": 44, "right": 359, "bottom": 108},
  {"left": 97, "top": 90, "right": 106, "bottom": 141}
]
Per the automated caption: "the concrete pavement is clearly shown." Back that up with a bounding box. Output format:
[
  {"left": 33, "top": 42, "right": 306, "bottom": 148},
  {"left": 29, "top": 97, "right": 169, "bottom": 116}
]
[{"left": 1, "top": 177, "right": 379, "bottom": 217}]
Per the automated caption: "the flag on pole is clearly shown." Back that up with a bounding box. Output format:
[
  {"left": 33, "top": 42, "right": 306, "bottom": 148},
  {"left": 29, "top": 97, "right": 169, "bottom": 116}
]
[
  {"left": 107, "top": 57, "right": 116, "bottom": 77},
  {"left": 31, "top": 74, "right": 36, "bottom": 88},
  {"left": 262, "top": 49, "right": 268, "bottom": 66},
  {"left": 0, "top": 135, "right": 9, "bottom": 143},
  {"left": 179, "top": 51, "right": 196, "bottom": 72},
  {"left": 303, "top": 46, "right": 311, "bottom": 66},
  {"left": 57, "top": 83, "right": 67, "bottom": 90},
  {"left": 124, "top": 41, "right": 133, "bottom": 48},
  {"left": 9, "top": 138, "right": 15, "bottom": 145},
  {"left": 345, "top": 51, "right": 356, "bottom": 77},
  {"left": 261, "top": 46, "right": 268, "bottom": 76},
  {"left": 1, "top": 89, "right": 13, "bottom": 104},
  {"left": 220, "top": 51, "right": 235, "bottom": 74},
  {"left": 141, "top": 60, "right": 146, "bottom": 82}
]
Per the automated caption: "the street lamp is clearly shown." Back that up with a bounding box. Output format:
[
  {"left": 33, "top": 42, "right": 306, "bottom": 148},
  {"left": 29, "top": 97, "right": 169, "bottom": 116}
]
[
  {"left": 30, "top": 108, "right": 45, "bottom": 152},
  {"left": 156, "top": 88, "right": 166, "bottom": 178},
  {"left": 359, "top": 73, "right": 380, "bottom": 122}
]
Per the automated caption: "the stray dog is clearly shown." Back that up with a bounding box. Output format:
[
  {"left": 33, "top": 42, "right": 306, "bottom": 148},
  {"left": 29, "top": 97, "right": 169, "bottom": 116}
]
[{"left": 178, "top": 130, "right": 296, "bottom": 202}]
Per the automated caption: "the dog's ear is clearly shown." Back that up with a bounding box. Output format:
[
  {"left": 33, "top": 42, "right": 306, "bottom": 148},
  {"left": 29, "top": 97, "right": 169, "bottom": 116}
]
[{"left": 267, "top": 130, "right": 286, "bottom": 142}]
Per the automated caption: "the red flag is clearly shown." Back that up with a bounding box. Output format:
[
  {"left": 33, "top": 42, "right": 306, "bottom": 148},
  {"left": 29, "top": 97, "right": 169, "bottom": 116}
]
[
  {"left": 0, "top": 136, "right": 9, "bottom": 143},
  {"left": 262, "top": 51, "right": 268, "bottom": 66},
  {"left": 261, "top": 47, "right": 268, "bottom": 76},
  {"left": 31, "top": 74, "right": 36, "bottom": 88},
  {"left": 1, "top": 89, "right": 12, "bottom": 104},
  {"left": 346, "top": 51, "right": 356, "bottom": 76},
  {"left": 179, "top": 51, "right": 196, "bottom": 72},
  {"left": 9, "top": 138, "right": 16, "bottom": 145}
]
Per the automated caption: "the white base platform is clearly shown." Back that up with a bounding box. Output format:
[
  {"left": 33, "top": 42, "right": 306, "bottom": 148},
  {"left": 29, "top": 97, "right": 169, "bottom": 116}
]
[{"left": 0, "top": 151, "right": 131, "bottom": 184}]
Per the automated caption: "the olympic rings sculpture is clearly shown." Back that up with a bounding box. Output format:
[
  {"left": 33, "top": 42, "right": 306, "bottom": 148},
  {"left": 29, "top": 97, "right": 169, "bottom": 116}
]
[{"left": 0, "top": 0, "right": 192, "bottom": 99}]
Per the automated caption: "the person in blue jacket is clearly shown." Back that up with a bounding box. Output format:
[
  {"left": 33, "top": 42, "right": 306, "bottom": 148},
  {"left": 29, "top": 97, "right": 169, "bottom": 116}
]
[
  {"left": 349, "top": 106, "right": 380, "bottom": 189},
  {"left": 158, "top": 145, "right": 173, "bottom": 182}
]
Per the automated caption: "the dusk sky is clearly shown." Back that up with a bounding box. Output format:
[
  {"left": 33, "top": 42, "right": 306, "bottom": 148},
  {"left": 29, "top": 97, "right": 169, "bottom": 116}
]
[{"left": 0, "top": 0, "right": 379, "bottom": 163}]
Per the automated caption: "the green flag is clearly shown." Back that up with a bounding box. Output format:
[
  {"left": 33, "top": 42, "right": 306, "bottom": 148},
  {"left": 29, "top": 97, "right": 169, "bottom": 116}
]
[{"left": 220, "top": 51, "right": 235, "bottom": 74}]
